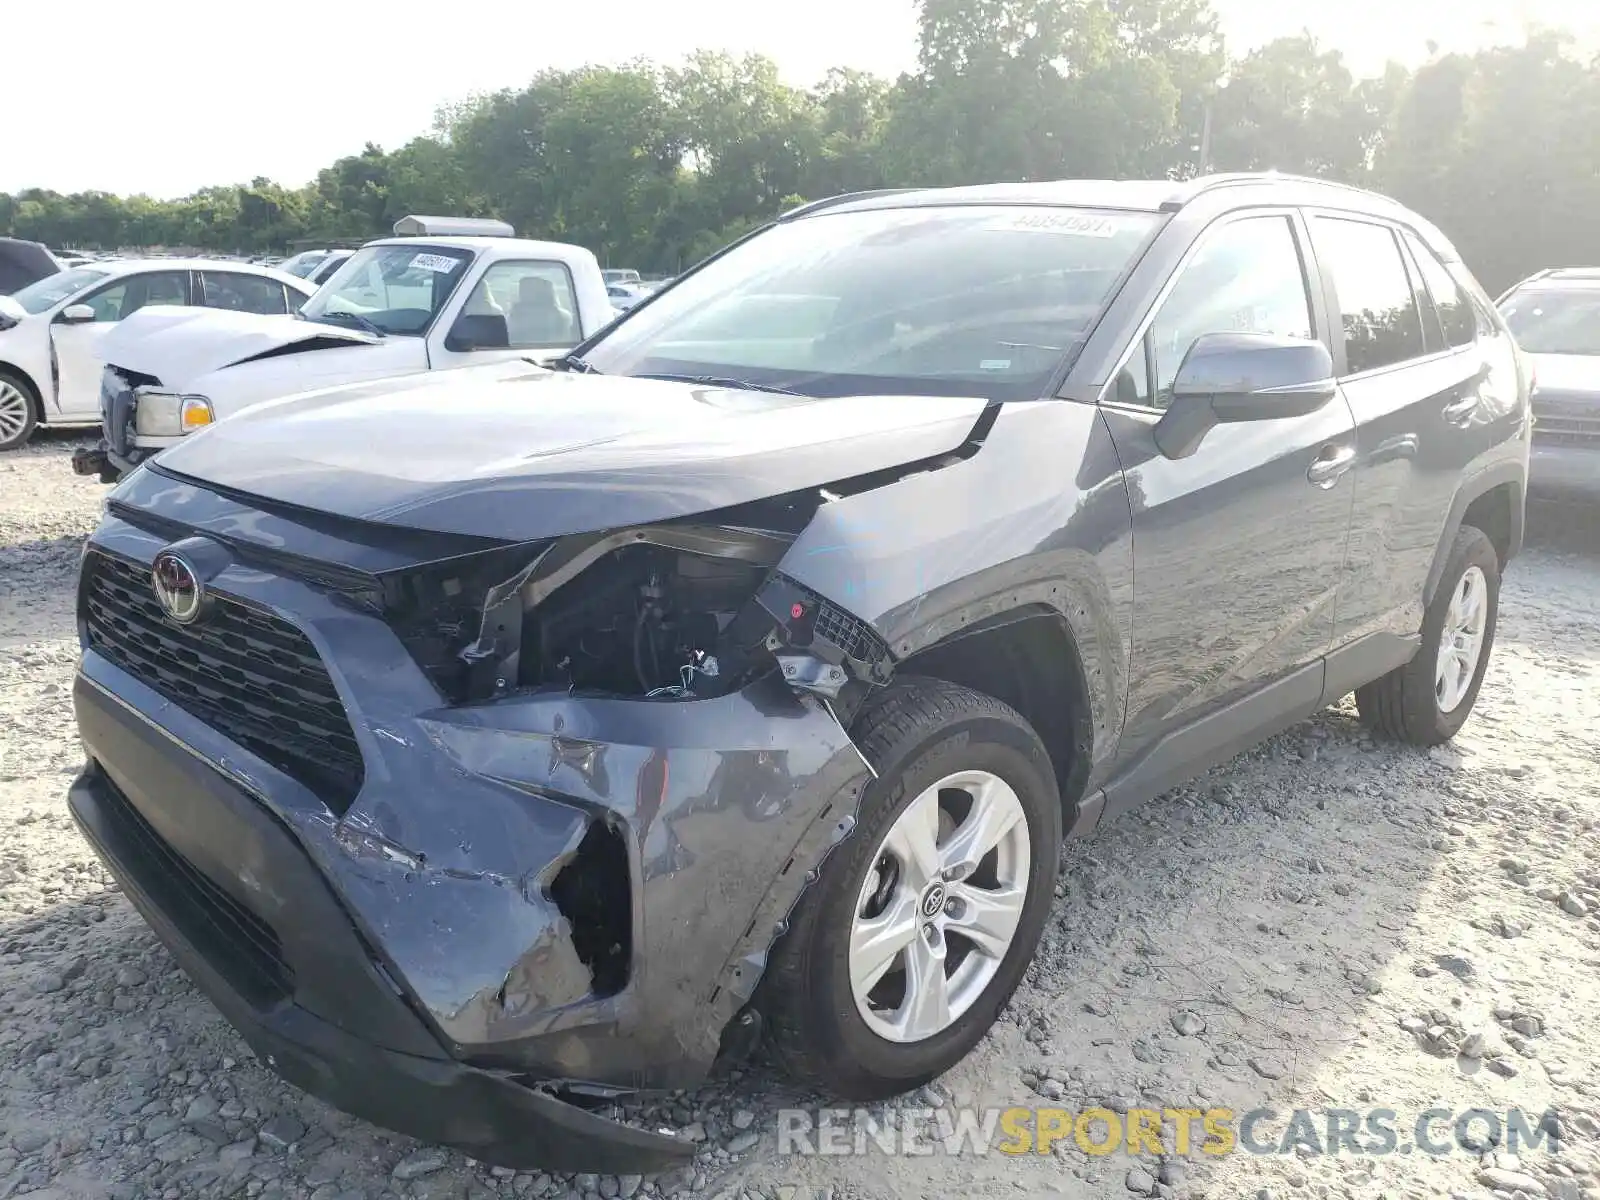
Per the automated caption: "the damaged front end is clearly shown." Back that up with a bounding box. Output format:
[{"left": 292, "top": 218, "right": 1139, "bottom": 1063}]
[
  {"left": 68, "top": 469, "right": 913, "bottom": 1168},
  {"left": 72, "top": 364, "right": 212, "bottom": 482},
  {"left": 378, "top": 493, "right": 896, "bottom": 720}
]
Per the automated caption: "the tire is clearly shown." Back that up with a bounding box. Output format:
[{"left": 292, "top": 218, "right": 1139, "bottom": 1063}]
[
  {"left": 1356, "top": 524, "right": 1500, "bottom": 746},
  {"left": 760, "top": 677, "right": 1062, "bottom": 1100},
  {"left": 0, "top": 370, "right": 40, "bottom": 452}
]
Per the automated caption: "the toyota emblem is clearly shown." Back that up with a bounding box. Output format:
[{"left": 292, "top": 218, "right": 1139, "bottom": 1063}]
[{"left": 151, "top": 551, "right": 205, "bottom": 625}]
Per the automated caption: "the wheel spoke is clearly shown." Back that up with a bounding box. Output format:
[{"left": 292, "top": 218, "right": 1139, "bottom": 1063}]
[
  {"left": 946, "top": 882, "right": 1025, "bottom": 959},
  {"left": 882, "top": 788, "right": 942, "bottom": 892},
  {"left": 849, "top": 894, "right": 919, "bottom": 996},
  {"left": 940, "top": 775, "right": 1024, "bottom": 878},
  {"left": 890, "top": 930, "right": 950, "bottom": 1041}
]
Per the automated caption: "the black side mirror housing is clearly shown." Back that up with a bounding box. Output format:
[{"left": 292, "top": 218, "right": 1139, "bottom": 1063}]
[
  {"left": 1153, "top": 332, "right": 1337, "bottom": 459},
  {"left": 445, "top": 312, "right": 510, "bottom": 353}
]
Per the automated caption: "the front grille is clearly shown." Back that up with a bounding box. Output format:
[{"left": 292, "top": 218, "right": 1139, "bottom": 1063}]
[
  {"left": 1532, "top": 391, "right": 1600, "bottom": 446},
  {"left": 1533, "top": 415, "right": 1600, "bottom": 446},
  {"left": 95, "top": 768, "right": 293, "bottom": 1008},
  {"left": 81, "top": 548, "right": 364, "bottom": 812}
]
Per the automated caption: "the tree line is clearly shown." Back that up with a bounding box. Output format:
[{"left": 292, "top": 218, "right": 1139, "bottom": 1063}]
[{"left": 3, "top": 0, "right": 1595, "bottom": 294}]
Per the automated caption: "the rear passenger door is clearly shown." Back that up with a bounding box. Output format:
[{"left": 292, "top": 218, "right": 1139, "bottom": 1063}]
[{"left": 1308, "top": 214, "right": 1499, "bottom": 667}]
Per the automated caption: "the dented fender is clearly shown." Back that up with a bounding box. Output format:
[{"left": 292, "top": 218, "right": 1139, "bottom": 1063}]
[{"left": 778, "top": 401, "right": 1136, "bottom": 777}]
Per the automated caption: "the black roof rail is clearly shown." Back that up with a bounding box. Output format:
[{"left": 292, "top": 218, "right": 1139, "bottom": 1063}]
[
  {"left": 779, "top": 189, "right": 927, "bottom": 221},
  {"left": 1162, "top": 171, "right": 1395, "bottom": 212}
]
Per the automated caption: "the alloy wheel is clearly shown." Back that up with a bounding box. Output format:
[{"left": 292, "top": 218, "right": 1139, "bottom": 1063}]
[
  {"left": 1435, "top": 564, "right": 1488, "bottom": 713},
  {"left": 0, "top": 382, "right": 29, "bottom": 445},
  {"left": 849, "top": 769, "right": 1031, "bottom": 1044}
]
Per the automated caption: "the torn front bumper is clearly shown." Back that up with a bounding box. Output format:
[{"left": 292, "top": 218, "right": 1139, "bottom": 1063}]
[{"left": 71, "top": 517, "right": 873, "bottom": 1169}]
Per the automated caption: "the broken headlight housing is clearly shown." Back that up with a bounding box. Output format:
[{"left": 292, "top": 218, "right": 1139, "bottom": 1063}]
[{"left": 379, "top": 522, "right": 892, "bottom": 708}]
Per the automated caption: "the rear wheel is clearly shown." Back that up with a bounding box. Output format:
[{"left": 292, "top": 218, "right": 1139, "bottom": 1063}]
[
  {"left": 0, "top": 371, "right": 39, "bottom": 452},
  {"left": 1356, "top": 525, "right": 1500, "bottom": 746},
  {"left": 761, "top": 678, "right": 1061, "bottom": 1099}
]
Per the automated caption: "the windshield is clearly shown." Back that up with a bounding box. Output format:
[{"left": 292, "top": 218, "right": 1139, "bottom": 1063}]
[
  {"left": 279, "top": 250, "right": 329, "bottom": 279},
  {"left": 583, "top": 205, "right": 1159, "bottom": 399},
  {"left": 1500, "top": 288, "right": 1600, "bottom": 356},
  {"left": 299, "top": 244, "right": 473, "bottom": 336},
  {"left": 10, "top": 267, "right": 110, "bottom": 314}
]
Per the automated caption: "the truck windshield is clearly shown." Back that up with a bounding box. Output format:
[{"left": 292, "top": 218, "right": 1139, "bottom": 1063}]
[
  {"left": 300, "top": 244, "right": 473, "bottom": 336},
  {"left": 582, "top": 205, "right": 1160, "bottom": 399},
  {"left": 1500, "top": 288, "right": 1600, "bottom": 356}
]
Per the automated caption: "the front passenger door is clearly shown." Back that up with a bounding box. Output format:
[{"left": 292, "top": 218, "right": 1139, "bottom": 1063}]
[
  {"left": 51, "top": 270, "right": 189, "bottom": 419},
  {"left": 1097, "top": 211, "right": 1358, "bottom": 810}
]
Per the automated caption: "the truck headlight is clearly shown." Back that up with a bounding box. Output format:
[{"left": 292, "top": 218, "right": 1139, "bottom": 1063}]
[{"left": 134, "top": 392, "right": 214, "bottom": 437}]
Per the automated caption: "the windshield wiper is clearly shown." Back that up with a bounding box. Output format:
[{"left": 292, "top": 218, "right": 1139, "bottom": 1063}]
[
  {"left": 635, "top": 372, "right": 805, "bottom": 396},
  {"left": 550, "top": 353, "right": 602, "bottom": 374},
  {"left": 308, "top": 309, "right": 386, "bottom": 337}
]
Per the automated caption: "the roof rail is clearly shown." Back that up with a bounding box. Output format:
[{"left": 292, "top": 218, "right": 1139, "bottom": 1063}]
[
  {"left": 1163, "top": 171, "right": 1390, "bottom": 212},
  {"left": 779, "top": 189, "right": 926, "bottom": 221}
]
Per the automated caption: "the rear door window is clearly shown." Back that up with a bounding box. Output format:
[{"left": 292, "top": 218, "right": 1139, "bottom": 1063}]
[
  {"left": 1310, "top": 217, "right": 1427, "bottom": 374},
  {"left": 200, "top": 272, "right": 291, "bottom": 315},
  {"left": 1404, "top": 233, "right": 1476, "bottom": 350}
]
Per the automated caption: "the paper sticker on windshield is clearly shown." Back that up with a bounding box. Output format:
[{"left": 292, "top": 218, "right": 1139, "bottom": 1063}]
[
  {"left": 986, "top": 212, "right": 1122, "bottom": 237},
  {"left": 409, "top": 252, "right": 460, "bottom": 274}
]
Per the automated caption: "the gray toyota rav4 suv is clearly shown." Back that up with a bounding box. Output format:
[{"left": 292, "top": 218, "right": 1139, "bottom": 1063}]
[{"left": 69, "top": 174, "right": 1530, "bottom": 1171}]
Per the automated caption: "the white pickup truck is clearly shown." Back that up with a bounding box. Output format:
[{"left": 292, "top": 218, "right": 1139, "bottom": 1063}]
[{"left": 73, "top": 216, "right": 617, "bottom": 481}]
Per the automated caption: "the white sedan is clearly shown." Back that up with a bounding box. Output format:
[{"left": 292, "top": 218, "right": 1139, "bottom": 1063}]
[{"left": 0, "top": 259, "right": 316, "bottom": 450}]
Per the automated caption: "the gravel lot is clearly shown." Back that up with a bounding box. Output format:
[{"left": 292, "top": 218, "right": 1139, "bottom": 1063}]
[{"left": 2, "top": 432, "right": 1598, "bottom": 1200}]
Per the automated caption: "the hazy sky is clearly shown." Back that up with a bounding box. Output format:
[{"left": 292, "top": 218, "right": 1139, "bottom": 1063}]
[{"left": 6, "top": 0, "right": 1593, "bottom": 197}]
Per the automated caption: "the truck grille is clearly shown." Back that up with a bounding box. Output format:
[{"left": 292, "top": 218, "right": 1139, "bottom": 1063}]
[
  {"left": 81, "top": 548, "right": 364, "bottom": 813},
  {"left": 95, "top": 768, "right": 293, "bottom": 1009},
  {"left": 1532, "top": 391, "right": 1600, "bottom": 446}
]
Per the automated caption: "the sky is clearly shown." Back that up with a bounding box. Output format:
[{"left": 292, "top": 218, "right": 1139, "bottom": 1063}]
[{"left": 5, "top": 0, "right": 1596, "bottom": 198}]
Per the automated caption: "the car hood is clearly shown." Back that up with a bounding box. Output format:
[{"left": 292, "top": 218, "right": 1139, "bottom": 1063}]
[
  {"left": 146, "top": 361, "right": 992, "bottom": 541},
  {"left": 1529, "top": 353, "right": 1600, "bottom": 396},
  {"left": 100, "top": 305, "right": 379, "bottom": 387}
]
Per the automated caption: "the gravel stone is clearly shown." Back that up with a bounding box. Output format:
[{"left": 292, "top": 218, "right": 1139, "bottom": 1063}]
[{"left": 394, "top": 1150, "right": 451, "bottom": 1181}]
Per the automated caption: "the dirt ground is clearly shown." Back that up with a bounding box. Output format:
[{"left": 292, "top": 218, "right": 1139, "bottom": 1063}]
[{"left": 1, "top": 431, "right": 1597, "bottom": 1200}]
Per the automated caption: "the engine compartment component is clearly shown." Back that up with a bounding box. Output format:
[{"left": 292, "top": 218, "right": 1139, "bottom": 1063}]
[
  {"left": 518, "top": 542, "right": 772, "bottom": 697},
  {"left": 375, "top": 501, "right": 898, "bottom": 710}
]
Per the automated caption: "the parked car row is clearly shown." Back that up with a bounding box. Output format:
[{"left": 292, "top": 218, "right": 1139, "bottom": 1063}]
[
  {"left": 0, "top": 259, "right": 317, "bottom": 450},
  {"left": 62, "top": 174, "right": 1534, "bottom": 1173},
  {"left": 69, "top": 215, "right": 613, "bottom": 479}
]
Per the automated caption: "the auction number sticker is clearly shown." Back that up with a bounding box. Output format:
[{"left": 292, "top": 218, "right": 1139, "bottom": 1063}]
[
  {"left": 409, "top": 252, "right": 461, "bottom": 274},
  {"left": 986, "top": 211, "right": 1122, "bottom": 237}
]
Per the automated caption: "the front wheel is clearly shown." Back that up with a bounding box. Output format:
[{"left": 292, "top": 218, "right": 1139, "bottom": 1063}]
[
  {"left": 1356, "top": 525, "right": 1501, "bottom": 746},
  {"left": 0, "top": 372, "right": 39, "bottom": 452},
  {"left": 760, "top": 677, "right": 1061, "bottom": 1100}
]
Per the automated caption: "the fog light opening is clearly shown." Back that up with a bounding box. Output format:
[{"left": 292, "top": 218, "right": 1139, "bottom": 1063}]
[{"left": 549, "top": 819, "right": 632, "bottom": 998}]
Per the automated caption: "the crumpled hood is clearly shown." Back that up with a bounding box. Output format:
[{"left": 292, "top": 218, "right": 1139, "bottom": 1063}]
[
  {"left": 1529, "top": 353, "right": 1600, "bottom": 396},
  {"left": 100, "top": 305, "right": 379, "bottom": 386},
  {"left": 148, "top": 361, "right": 992, "bottom": 541}
]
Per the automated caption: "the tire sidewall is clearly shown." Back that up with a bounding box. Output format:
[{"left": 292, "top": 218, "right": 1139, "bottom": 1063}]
[
  {"left": 800, "top": 711, "right": 1060, "bottom": 1088},
  {"left": 1421, "top": 530, "right": 1501, "bottom": 739}
]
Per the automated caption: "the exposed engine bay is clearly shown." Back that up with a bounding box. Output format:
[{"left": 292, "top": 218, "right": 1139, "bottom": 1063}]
[{"left": 375, "top": 502, "right": 894, "bottom": 711}]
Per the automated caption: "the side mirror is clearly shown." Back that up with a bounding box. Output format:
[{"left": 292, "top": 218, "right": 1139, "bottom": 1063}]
[
  {"left": 58, "top": 304, "right": 96, "bottom": 325},
  {"left": 445, "top": 312, "right": 509, "bottom": 353},
  {"left": 1153, "top": 332, "right": 1337, "bottom": 459}
]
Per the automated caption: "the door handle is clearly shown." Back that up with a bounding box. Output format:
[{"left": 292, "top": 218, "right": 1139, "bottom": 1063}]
[
  {"left": 1307, "top": 444, "right": 1357, "bottom": 488},
  {"left": 1442, "top": 393, "right": 1478, "bottom": 426}
]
